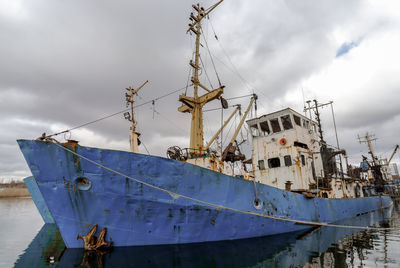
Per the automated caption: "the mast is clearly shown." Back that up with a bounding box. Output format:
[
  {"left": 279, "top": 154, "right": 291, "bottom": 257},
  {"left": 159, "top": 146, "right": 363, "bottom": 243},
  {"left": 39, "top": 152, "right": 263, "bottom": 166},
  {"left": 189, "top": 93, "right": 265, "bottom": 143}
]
[
  {"left": 304, "top": 100, "right": 346, "bottom": 178},
  {"left": 125, "top": 80, "right": 148, "bottom": 153},
  {"left": 313, "top": 100, "right": 325, "bottom": 143},
  {"left": 178, "top": 1, "right": 225, "bottom": 155},
  {"left": 358, "top": 132, "right": 378, "bottom": 165}
]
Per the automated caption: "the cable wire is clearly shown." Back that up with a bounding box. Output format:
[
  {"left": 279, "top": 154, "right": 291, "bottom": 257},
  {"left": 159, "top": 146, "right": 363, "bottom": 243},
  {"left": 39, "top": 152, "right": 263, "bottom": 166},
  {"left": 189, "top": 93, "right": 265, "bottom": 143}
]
[
  {"left": 47, "top": 85, "right": 190, "bottom": 138},
  {"left": 199, "top": 55, "right": 214, "bottom": 89},
  {"left": 201, "top": 27, "right": 222, "bottom": 87}
]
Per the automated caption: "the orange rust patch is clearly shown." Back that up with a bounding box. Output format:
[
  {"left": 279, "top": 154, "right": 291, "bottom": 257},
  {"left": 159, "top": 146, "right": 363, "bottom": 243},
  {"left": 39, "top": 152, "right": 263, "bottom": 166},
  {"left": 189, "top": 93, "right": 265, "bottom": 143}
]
[
  {"left": 62, "top": 140, "right": 79, "bottom": 149},
  {"left": 75, "top": 158, "right": 80, "bottom": 169},
  {"left": 62, "top": 141, "right": 81, "bottom": 169}
]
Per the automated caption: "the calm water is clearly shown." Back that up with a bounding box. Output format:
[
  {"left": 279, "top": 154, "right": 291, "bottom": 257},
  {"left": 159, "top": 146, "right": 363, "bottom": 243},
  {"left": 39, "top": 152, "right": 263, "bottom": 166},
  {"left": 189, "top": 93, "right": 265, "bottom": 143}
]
[{"left": 1, "top": 198, "right": 400, "bottom": 267}]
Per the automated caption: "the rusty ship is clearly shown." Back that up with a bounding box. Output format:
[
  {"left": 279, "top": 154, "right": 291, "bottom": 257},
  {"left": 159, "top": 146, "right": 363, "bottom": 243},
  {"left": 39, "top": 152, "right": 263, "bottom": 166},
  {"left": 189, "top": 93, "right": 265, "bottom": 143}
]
[{"left": 18, "top": 0, "right": 392, "bottom": 248}]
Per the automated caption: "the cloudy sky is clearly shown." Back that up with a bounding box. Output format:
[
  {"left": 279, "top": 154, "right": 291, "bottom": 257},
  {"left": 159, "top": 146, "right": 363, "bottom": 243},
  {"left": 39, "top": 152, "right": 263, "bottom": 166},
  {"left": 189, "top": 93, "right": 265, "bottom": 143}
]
[{"left": 1, "top": 0, "right": 400, "bottom": 180}]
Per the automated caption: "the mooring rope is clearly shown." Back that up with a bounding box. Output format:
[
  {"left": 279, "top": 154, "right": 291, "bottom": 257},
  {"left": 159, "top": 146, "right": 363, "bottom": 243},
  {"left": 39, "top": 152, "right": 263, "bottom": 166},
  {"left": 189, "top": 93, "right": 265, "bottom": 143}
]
[{"left": 51, "top": 141, "right": 400, "bottom": 231}]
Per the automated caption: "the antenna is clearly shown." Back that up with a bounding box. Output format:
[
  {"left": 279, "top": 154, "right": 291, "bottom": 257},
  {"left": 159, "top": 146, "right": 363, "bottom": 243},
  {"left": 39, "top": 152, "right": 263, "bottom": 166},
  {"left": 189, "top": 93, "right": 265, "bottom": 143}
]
[
  {"left": 301, "top": 87, "right": 306, "bottom": 116},
  {"left": 358, "top": 132, "right": 378, "bottom": 165},
  {"left": 125, "top": 80, "right": 149, "bottom": 153}
]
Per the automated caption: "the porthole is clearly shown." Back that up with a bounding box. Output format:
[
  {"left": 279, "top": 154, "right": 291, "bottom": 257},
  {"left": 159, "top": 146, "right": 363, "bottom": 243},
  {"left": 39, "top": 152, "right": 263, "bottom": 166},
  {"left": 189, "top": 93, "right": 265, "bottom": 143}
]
[
  {"left": 253, "top": 198, "right": 263, "bottom": 210},
  {"left": 75, "top": 177, "right": 91, "bottom": 191}
]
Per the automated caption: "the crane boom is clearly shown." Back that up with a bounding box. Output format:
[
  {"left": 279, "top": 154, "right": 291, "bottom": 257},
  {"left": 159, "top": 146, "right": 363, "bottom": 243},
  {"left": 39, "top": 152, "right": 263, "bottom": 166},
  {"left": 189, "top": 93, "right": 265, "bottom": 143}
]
[{"left": 388, "top": 144, "right": 399, "bottom": 165}]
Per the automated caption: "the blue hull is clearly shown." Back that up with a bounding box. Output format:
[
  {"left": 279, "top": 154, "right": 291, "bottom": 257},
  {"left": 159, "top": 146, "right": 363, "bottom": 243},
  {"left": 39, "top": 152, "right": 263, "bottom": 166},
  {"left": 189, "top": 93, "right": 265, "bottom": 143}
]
[
  {"left": 18, "top": 140, "right": 393, "bottom": 248},
  {"left": 14, "top": 207, "right": 393, "bottom": 267},
  {"left": 23, "top": 176, "right": 55, "bottom": 224}
]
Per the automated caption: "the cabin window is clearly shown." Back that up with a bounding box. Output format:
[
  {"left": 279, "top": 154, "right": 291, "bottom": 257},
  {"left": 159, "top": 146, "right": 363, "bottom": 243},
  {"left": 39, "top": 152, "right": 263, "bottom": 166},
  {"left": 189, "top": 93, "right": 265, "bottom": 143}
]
[
  {"left": 313, "top": 124, "right": 317, "bottom": 132},
  {"left": 250, "top": 124, "right": 260, "bottom": 137},
  {"left": 293, "top": 115, "right": 301, "bottom": 126},
  {"left": 300, "top": 155, "right": 306, "bottom": 166},
  {"left": 284, "top": 155, "right": 292, "bottom": 166},
  {"left": 294, "top": 141, "right": 308, "bottom": 149},
  {"left": 258, "top": 160, "right": 265, "bottom": 170},
  {"left": 280, "top": 115, "right": 293, "bottom": 130},
  {"left": 268, "top": 157, "right": 281, "bottom": 168},
  {"left": 259, "top": 121, "right": 270, "bottom": 135},
  {"left": 270, "top": 118, "right": 281, "bottom": 133},
  {"left": 304, "top": 120, "right": 310, "bottom": 129}
]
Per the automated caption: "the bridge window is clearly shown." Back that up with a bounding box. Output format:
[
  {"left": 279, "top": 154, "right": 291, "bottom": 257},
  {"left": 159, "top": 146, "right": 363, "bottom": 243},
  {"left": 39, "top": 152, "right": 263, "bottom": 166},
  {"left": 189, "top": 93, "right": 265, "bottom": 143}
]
[
  {"left": 268, "top": 157, "right": 281, "bottom": 168},
  {"left": 258, "top": 160, "right": 265, "bottom": 170},
  {"left": 313, "top": 123, "right": 317, "bottom": 132},
  {"left": 300, "top": 155, "right": 306, "bottom": 166},
  {"left": 270, "top": 118, "right": 281, "bottom": 133},
  {"left": 259, "top": 121, "right": 270, "bottom": 135},
  {"left": 293, "top": 115, "right": 301, "bottom": 126},
  {"left": 302, "top": 120, "right": 310, "bottom": 129},
  {"left": 294, "top": 141, "right": 308, "bottom": 149},
  {"left": 281, "top": 115, "right": 293, "bottom": 130},
  {"left": 284, "top": 155, "right": 292, "bottom": 166},
  {"left": 250, "top": 124, "right": 259, "bottom": 137}
]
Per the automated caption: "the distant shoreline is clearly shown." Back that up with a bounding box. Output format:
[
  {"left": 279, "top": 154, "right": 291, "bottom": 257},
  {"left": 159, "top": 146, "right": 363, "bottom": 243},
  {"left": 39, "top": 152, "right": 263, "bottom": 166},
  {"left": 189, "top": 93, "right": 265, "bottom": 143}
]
[{"left": 0, "top": 182, "right": 30, "bottom": 198}]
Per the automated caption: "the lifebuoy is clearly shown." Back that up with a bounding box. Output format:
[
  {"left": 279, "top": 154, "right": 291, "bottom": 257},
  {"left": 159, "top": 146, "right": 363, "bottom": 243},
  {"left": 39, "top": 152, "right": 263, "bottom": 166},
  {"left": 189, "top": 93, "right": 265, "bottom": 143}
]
[{"left": 279, "top": 138, "right": 286, "bottom": 145}]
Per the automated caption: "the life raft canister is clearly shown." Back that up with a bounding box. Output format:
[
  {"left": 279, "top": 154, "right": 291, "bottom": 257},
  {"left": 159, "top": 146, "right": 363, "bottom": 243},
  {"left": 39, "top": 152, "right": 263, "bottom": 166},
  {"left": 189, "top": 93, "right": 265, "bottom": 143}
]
[{"left": 279, "top": 138, "right": 287, "bottom": 145}]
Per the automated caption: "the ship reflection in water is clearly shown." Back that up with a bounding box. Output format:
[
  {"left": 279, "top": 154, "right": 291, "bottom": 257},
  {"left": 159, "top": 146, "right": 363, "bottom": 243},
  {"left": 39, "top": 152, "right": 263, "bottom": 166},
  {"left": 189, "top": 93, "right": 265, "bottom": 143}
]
[{"left": 14, "top": 204, "right": 400, "bottom": 267}]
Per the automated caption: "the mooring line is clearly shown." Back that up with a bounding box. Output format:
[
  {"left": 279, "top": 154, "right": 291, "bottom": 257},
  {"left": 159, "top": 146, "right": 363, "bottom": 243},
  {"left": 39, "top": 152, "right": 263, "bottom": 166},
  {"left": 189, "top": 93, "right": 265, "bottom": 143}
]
[{"left": 51, "top": 141, "right": 400, "bottom": 231}]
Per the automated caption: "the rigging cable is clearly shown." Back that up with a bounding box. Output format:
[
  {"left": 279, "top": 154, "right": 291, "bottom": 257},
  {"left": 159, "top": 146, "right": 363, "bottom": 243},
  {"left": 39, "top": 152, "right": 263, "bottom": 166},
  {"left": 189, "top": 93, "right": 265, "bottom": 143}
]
[
  {"left": 199, "top": 55, "right": 214, "bottom": 90},
  {"left": 153, "top": 107, "right": 187, "bottom": 133},
  {"left": 200, "top": 26, "right": 222, "bottom": 87},
  {"left": 203, "top": 94, "right": 254, "bottom": 112},
  {"left": 208, "top": 18, "right": 270, "bottom": 109},
  {"left": 222, "top": 112, "right": 238, "bottom": 147},
  {"left": 47, "top": 85, "right": 190, "bottom": 138},
  {"left": 209, "top": 18, "right": 251, "bottom": 93},
  {"left": 141, "top": 140, "right": 151, "bottom": 155}
]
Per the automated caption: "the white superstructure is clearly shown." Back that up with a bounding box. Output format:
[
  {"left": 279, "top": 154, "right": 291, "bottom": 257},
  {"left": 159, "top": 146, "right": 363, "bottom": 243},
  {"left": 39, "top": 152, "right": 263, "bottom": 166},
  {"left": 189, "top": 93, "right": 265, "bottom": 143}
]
[{"left": 247, "top": 108, "right": 365, "bottom": 198}]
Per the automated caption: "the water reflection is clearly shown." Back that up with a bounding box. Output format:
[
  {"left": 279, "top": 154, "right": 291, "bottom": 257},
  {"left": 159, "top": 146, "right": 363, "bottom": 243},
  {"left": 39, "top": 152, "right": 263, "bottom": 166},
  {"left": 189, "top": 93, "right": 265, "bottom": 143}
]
[{"left": 14, "top": 204, "right": 400, "bottom": 267}]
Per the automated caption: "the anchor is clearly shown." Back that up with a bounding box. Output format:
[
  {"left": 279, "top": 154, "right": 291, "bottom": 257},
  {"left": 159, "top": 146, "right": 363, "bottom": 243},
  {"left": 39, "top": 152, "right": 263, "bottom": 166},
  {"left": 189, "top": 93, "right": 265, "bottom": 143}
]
[{"left": 77, "top": 224, "right": 112, "bottom": 250}]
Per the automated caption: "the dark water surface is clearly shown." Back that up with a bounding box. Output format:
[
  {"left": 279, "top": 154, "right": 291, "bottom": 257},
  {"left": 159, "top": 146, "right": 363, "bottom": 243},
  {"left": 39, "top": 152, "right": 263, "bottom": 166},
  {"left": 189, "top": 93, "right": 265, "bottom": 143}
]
[{"left": 1, "top": 198, "right": 400, "bottom": 267}]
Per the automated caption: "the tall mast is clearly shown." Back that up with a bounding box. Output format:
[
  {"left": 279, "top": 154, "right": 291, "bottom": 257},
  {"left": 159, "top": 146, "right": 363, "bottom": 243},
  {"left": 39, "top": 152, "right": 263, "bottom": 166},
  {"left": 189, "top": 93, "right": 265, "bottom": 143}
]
[
  {"left": 178, "top": 1, "right": 225, "bottom": 154},
  {"left": 358, "top": 132, "right": 378, "bottom": 165},
  {"left": 313, "top": 100, "right": 325, "bottom": 143},
  {"left": 125, "top": 80, "right": 148, "bottom": 153}
]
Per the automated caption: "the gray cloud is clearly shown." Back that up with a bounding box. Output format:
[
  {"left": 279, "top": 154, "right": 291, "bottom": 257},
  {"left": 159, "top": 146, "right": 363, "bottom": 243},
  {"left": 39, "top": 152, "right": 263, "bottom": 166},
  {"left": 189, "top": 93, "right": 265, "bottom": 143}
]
[{"left": 1, "top": 0, "right": 400, "bottom": 179}]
